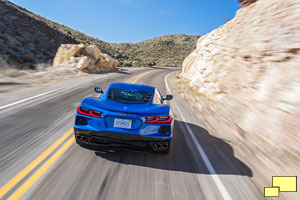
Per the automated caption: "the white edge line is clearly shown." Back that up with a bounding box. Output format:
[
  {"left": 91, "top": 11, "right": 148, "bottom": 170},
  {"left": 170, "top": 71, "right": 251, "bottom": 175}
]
[
  {"left": 0, "top": 68, "right": 146, "bottom": 111},
  {"left": 165, "top": 72, "right": 233, "bottom": 200},
  {"left": 0, "top": 90, "right": 56, "bottom": 110}
]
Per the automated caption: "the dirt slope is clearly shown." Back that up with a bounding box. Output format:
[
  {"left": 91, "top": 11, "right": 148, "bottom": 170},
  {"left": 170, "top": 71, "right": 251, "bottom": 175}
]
[{"left": 0, "top": 0, "right": 199, "bottom": 69}]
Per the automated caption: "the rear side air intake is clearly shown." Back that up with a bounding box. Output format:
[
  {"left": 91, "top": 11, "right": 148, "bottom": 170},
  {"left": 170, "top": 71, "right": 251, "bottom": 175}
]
[
  {"left": 108, "top": 89, "right": 113, "bottom": 99},
  {"left": 143, "top": 93, "right": 152, "bottom": 103}
]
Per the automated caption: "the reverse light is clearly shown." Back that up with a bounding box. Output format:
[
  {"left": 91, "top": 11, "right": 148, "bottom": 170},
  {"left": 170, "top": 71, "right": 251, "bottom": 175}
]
[
  {"left": 77, "top": 107, "right": 102, "bottom": 118},
  {"left": 145, "top": 116, "right": 172, "bottom": 123}
]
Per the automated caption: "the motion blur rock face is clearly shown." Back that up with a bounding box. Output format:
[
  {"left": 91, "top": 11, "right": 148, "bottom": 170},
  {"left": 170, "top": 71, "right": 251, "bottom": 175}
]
[
  {"left": 0, "top": 0, "right": 78, "bottom": 69},
  {"left": 53, "top": 44, "right": 85, "bottom": 66},
  {"left": 53, "top": 44, "right": 118, "bottom": 73},
  {"left": 181, "top": 0, "right": 300, "bottom": 199}
]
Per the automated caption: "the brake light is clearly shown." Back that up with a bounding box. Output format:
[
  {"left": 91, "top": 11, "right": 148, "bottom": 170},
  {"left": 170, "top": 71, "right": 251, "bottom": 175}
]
[
  {"left": 90, "top": 110, "right": 102, "bottom": 118},
  {"left": 77, "top": 107, "right": 102, "bottom": 118},
  {"left": 145, "top": 116, "right": 172, "bottom": 123},
  {"left": 145, "top": 116, "right": 158, "bottom": 123},
  {"left": 157, "top": 116, "right": 172, "bottom": 123},
  {"left": 77, "top": 107, "right": 90, "bottom": 116}
]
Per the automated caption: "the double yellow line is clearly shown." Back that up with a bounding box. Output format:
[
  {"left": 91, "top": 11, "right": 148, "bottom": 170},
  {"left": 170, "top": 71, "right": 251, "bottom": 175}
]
[
  {"left": 0, "top": 128, "right": 74, "bottom": 200},
  {"left": 128, "top": 70, "right": 152, "bottom": 84},
  {"left": 0, "top": 70, "right": 153, "bottom": 200}
]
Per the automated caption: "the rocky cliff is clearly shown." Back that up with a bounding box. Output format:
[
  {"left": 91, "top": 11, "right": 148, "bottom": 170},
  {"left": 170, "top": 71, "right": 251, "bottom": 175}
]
[
  {"left": 0, "top": 0, "right": 199, "bottom": 70},
  {"left": 179, "top": 0, "right": 300, "bottom": 198}
]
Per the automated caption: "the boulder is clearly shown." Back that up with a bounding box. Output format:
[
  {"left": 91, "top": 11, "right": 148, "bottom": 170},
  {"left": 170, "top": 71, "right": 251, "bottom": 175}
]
[
  {"left": 82, "top": 45, "right": 101, "bottom": 60},
  {"left": 94, "top": 53, "right": 118, "bottom": 71},
  {"left": 85, "top": 53, "right": 118, "bottom": 72},
  {"left": 53, "top": 44, "right": 85, "bottom": 66},
  {"left": 77, "top": 56, "right": 90, "bottom": 71},
  {"left": 52, "top": 43, "right": 118, "bottom": 72},
  {"left": 22, "top": 52, "right": 35, "bottom": 62}
]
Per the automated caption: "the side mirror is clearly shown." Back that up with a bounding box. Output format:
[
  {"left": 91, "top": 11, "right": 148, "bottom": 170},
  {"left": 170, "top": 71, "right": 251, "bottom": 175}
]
[
  {"left": 165, "top": 95, "right": 173, "bottom": 100},
  {"left": 94, "top": 87, "right": 104, "bottom": 93},
  {"left": 162, "top": 94, "right": 173, "bottom": 102}
]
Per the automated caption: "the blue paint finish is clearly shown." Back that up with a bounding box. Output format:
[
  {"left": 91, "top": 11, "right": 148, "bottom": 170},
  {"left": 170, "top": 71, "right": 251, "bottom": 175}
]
[{"left": 74, "top": 83, "right": 173, "bottom": 144}]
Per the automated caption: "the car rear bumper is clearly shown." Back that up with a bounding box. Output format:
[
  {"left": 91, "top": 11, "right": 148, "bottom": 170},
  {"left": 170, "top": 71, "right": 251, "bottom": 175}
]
[{"left": 74, "top": 128, "right": 170, "bottom": 152}]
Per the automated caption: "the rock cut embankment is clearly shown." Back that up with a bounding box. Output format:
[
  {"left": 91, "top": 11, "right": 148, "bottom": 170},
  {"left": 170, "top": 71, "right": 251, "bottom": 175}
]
[{"left": 178, "top": 0, "right": 300, "bottom": 199}]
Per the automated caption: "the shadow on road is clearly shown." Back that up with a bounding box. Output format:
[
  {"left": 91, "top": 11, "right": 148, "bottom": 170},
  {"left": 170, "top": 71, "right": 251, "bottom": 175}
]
[
  {"left": 114, "top": 68, "right": 131, "bottom": 74},
  {"left": 95, "top": 120, "right": 253, "bottom": 177},
  {"left": 0, "top": 82, "right": 27, "bottom": 86},
  {"left": 149, "top": 66, "right": 176, "bottom": 70},
  {"left": 89, "top": 68, "right": 131, "bottom": 75}
]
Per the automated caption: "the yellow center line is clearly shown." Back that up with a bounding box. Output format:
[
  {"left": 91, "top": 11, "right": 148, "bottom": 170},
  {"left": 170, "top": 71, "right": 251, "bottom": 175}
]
[
  {"left": 128, "top": 70, "right": 153, "bottom": 83},
  {"left": 2, "top": 69, "right": 155, "bottom": 199},
  {"left": 8, "top": 137, "right": 75, "bottom": 200},
  {"left": 0, "top": 128, "right": 73, "bottom": 199}
]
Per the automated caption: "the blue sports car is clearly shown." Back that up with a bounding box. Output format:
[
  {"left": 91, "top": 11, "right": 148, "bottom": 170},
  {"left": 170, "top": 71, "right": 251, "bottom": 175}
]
[{"left": 74, "top": 83, "right": 173, "bottom": 154}]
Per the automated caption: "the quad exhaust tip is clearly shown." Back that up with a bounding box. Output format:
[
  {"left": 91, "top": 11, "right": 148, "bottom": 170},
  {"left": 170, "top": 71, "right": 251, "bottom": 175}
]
[
  {"left": 76, "top": 136, "right": 168, "bottom": 151},
  {"left": 151, "top": 142, "right": 169, "bottom": 151},
  {"left": 76, "top": 135, "right": 91, "bottom": 143}
]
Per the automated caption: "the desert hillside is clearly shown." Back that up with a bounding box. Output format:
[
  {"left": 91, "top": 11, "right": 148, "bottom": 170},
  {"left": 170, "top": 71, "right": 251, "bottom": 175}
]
[
  {"left": 177, "top": 0, "right": 300, "bottom": 199},
  {"left": 0, "top": 0, "right": 199, "bottom": 70},
  {"left": 110, "top": 34, "right": 199, "bottom": 67}
]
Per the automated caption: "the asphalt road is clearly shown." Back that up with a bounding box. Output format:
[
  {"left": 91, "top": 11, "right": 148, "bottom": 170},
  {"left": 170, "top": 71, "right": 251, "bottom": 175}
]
[{"left": 0, "top": 67, "right": 264, "bottom": 200}]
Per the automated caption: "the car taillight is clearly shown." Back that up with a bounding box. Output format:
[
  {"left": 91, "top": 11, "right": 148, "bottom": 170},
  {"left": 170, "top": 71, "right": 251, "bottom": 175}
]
[
  {"left": 145, "top": 116, "right": 172, "bottom": 123},
  {"left": 157, "top": 116, "right": 172, "bottom": 123},
  {"left": 145, "top": 116, "right": 158, "bottom": 123},
  {"left": 77, "top": 107, "right": 102, "bottom": 118},
  {"left": 77, "top": 107, "right": 90, "bottom": 115},
  {"left": 90, "top": 110, "right": 102, "bottom": 118}
]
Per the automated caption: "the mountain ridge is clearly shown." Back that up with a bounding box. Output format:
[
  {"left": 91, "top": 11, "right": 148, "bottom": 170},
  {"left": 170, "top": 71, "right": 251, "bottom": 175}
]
[{"left": 0, "top": 0, "right": 199, "bottom": 69}]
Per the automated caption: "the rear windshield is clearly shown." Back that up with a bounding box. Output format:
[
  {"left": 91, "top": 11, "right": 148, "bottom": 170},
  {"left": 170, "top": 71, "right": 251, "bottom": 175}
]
[{"left": 108, "top": 88, "right": 152, "bottom": 104}]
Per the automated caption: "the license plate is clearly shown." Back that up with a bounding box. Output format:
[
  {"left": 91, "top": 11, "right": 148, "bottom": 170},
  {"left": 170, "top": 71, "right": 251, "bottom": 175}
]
[{"left": 113, "top": 118, "right": 132, "bottom": 129}]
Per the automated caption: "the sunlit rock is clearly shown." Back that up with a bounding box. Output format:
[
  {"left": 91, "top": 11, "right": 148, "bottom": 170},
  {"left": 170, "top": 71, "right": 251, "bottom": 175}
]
[
  {"left": 53, "top": 44, "right": 118, "bottom": 73},
  {"left": 53, "top": 44, "right": 85, "bottom": 66},
  {"left": 180, "top": 1, "right": 300, "bottom": 199}
]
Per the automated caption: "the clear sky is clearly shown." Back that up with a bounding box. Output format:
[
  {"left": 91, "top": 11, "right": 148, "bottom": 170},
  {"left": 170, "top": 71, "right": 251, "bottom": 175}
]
[{"left": 10, "top": 0, "right": 241, "bottom": 43}]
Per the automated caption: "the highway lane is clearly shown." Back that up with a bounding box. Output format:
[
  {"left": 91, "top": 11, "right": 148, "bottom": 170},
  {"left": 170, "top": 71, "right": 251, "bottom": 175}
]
[
  {"left": 0, "top": 67, "right": 264, "bottom": 200},
  {"left": 0, "top": 67, "right": 150, "bottom": 199}
]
